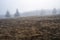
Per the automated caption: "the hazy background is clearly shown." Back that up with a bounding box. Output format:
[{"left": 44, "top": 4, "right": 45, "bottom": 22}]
[{"left": 0, "top": 0, "right": 60, "bottom": 15}]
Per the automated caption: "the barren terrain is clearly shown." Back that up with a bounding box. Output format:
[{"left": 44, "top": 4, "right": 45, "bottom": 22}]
[{"left": 0, "top": 15, "right": 60, "bottom": 40}]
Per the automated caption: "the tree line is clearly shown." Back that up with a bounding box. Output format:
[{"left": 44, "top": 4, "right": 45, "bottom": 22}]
[
  {"left": 5, "top": 9, "right": 20, "bottom": 17},
  {"left": 5, "top": 8, "right": 58, "bottom": 17}
]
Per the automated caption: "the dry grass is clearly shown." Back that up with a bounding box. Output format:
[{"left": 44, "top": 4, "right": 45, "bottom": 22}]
[{"left": 0, "top": 16, "right": 60, "bottom": 40}]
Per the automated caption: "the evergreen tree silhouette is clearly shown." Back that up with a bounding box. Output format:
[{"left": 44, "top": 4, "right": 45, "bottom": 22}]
[
  {"left": 5, "top": 10, "right": 11, "bottom": 17},
  {"left": 52, "top": 8, "right": 57, "bottom": 14},
  {"left": 14, "top": 9, "right": 20, "bottom": 17}
]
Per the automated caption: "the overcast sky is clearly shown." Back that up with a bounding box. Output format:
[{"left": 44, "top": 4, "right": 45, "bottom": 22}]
[{"left": 0, "top": 0, "right": 60, "bottom": 15}]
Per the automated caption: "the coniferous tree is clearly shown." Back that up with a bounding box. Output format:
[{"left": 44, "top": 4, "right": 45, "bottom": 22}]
[
  {"left": 5, "top": 10, "right": 11, "bottom": 17},
  {"left": 14, "top": 9, "right": 20, "bottom": 17},
  {"left": 52, "top": 8, "right": 57, "bottom": 14}
]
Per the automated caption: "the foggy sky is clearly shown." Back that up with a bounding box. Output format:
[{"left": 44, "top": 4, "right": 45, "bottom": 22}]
[{"left": 0, "top": 0, "right": 60, "bottom": 15}]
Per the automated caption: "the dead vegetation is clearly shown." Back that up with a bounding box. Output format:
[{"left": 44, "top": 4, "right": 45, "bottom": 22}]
[{"left": 0, "top": 16, "right": 60, "bottom": 40}]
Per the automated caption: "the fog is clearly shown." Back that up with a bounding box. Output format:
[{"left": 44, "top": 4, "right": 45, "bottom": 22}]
[
  {"left": 0, "top": 0, "right": 60, "bottom": 18},
  {"left": 0, "top": 0, "right": 60, "bottom": 14}
]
